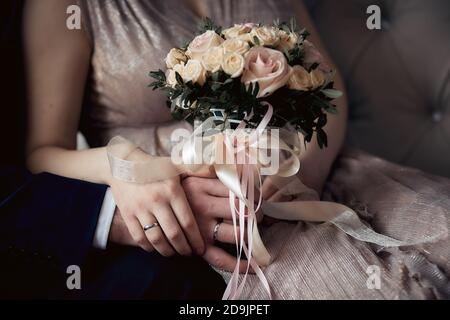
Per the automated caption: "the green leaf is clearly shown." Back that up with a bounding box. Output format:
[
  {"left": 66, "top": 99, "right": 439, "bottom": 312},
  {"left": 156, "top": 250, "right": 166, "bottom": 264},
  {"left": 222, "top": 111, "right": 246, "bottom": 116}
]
[
  {"left": 253, "top": 82, "right": 260, "bottom": 97},
  {"left": 247, "top": 82, "right": 253, "bottom": 95},
  {"left": 170, "top": 99, "right": 178, "bottom": 112},
  {"left": 253, "top": 36, "right": 261, "bottom": 46},
  {"left": 308, "top": 62, "right": 319, "bottom": 72},
  {"left": 210, "top": 82, "right": 222, "bottom": 91},
  {"left": 304, "top": 132, "right": 313, "bottom": 144},
  {"left": 175, "top": 72, "right": 184, "bottom": 85},
  {"left": 313, "top": 95, "right": 338, "bottom": 114},
  {"left": 149, "top": 69, "right": 166, "bottom": 80},
  {"left": 325, "top": 106, "right": 338, "bottom": 115},
  {"left": 211, "top": 71, "right": 220, "bottom": 82},
  {"left": 281, "top": 25, "right": 291, "bottom": 34},
  {"left": 289, "top": 17, "right": 296, "bottom": 32},
  {"left": 316, "top": 128, "right": 328, "bottom": 149},
  {"left": 197, "top": 17, "right": 222, "bottom": 35},
  {"left": 321, "top": 89, "right": 343, "bottom": 99},
  {"left": 317, "top": 113, "right": 327, "bottom": 127},
  {"left": 148, "top": 69, "right": 168, "bottom": 90},
  {"left": 299, "top": 28, "right": 310, "bottom": 39}
]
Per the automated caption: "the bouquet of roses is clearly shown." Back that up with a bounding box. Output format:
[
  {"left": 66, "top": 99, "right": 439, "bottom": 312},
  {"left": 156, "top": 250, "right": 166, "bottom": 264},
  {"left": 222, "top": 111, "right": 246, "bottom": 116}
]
[
  {"left": 149, "top": 18, "right": 342, "bottom": 148},
  {"left": 146, "top": 18, "right": 346, "bottom": 299}
]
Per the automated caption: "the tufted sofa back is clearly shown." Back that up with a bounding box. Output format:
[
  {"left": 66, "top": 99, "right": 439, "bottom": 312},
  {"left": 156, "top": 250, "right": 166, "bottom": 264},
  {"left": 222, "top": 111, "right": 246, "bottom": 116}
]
[{"left": 308, "top": 0, "right": 450, "bottom": 177}]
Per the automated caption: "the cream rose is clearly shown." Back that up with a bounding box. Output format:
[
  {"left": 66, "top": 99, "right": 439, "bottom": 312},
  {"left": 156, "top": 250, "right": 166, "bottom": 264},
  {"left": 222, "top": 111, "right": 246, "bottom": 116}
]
[
  {"left": 241, "top": 47, "right": 291, "bottom": 98},
  {"left": 181, "top": 59, "right": 206, "bottom": 85},
  {"left": 222, "top": 23, "right": 253, "bottom": 40},
  {"left": 310, "top": 69, "right": 325, "bottom": 89},
  {"left": 187, "top": 30, "right": 224, "bottom": 60},
  {"left": 287, "top": 66, "right": 326, "bottom": 91},
  {"left": 166, "top": 63, "right": 185, "bottom": 87},
  {"left": 222, "top": 38, "right": 250, "bottom": 55},
  {"left": 236, "top": 33, "right": 254, "bottom": 43},
  {"left": 277, "top": 31, "right": 299, "bottom": 52},
  {"left": 287, "top": 65, "right": 311, "bottom": 91},
  {"left": 201, "top": 46, "right": 224, "bottom": 73},
  {"left": 165, "top": 48, "right": 188, "bottom": 69},
  {"left": 250, "top": 26, "right": 280, "bottom": 47},
  {"left": 222, "top": 52, "right": 245, "bottom": 78}
]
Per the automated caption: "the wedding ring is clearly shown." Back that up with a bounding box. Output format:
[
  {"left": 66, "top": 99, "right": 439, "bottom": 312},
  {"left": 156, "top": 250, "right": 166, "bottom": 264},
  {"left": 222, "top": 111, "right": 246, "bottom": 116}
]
[
  {"left": 143, "top": 222, "right": 160, "bottom": 232},
  {"left": 213, "top": 222, "right": 222, "bottom": 242}
]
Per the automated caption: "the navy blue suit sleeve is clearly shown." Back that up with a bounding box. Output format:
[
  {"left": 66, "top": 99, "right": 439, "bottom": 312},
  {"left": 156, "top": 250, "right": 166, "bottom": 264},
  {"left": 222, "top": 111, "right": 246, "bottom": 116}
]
[{"left": 0, "top": 167, "right": 107, "bottom": 282}]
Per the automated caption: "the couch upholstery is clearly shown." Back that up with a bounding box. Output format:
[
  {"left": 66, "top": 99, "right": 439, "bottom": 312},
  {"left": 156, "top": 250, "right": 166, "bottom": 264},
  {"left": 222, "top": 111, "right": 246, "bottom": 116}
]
[{"left": 308, "top": 0, "right": 450, "bottom": 177}]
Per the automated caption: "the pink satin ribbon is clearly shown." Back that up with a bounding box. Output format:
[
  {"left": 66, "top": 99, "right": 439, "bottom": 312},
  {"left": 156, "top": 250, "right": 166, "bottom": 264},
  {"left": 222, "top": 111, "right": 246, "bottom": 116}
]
[{"left": 219, "top": 103, "right": 273, "bottom": 300}]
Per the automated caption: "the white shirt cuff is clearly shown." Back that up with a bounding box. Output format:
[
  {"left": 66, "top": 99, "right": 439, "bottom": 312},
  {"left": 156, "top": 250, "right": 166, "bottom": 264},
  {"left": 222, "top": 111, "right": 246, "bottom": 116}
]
[{"left": 93, "top": 188, "right": 116, "bottom": 250}]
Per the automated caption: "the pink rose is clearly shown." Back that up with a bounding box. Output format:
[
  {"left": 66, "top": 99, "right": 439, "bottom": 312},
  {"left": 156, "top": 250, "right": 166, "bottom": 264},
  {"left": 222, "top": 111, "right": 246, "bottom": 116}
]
[
  {"left": 303, "top": 40, "right": 331, "bottom": 72},
  {"left": 241, "top": 47, "right": 291, "bottom": 98},
  {"left": 187, "top": 30, "right": 224, "bottom": 60}
]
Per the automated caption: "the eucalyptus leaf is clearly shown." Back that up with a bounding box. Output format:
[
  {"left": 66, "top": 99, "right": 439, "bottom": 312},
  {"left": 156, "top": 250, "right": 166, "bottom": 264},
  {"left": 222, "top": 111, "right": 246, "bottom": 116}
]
[
  {"left": 325, "top": 106, "right": 338, "bottom": 115},
  {"left": 321, "top": 89, "right": 343, "bottom": 99},
  {"left": 282, "top": 25, "right": 291, "bottom": 34}
]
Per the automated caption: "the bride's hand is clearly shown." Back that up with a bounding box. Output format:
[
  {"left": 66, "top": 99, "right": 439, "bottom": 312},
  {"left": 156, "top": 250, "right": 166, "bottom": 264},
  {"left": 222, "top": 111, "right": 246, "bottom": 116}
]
[
  {"left": 182, "top": 176, "right": 252, "bottom": 274},
  {"left": 110, "top": 177, "right": 205, "bottom": 257}
]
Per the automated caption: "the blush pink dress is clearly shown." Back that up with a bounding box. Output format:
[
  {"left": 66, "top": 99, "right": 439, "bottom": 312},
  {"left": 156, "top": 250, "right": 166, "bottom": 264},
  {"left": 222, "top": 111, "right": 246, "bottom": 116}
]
[{"left": 77, "top": 0, "right": 450, "bottom": 299}]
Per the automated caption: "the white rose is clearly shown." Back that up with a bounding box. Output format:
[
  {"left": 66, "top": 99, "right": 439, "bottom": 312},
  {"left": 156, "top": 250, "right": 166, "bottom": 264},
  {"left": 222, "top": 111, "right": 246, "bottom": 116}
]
[
  {"left": 181, "top": 59, "right": 206, "bottom": 85},
  {"left": 250, "top": 26, "right": 280, "bottom": 47},
  {"left": 166, "top": 63, "right": 185, "bottom": 87},
  {"left": 222, "top": 38, "right": 250, "bottom": 55},
  {"left": 287, "top": 65, "right": 311, "bottom": 91},
  {"left": 201, "top": 46, "right": 224, "bottom": 73},
  {"left": 165, "top": 48, "right": 188, "bottom": 69},
  {"left": 277, "top": 31, "right": 299, "bottom": 52},
  {"left": 222, "top": 52, "right": 245, "bottom": 78},
  {"left": 187, "top": 30, "right": 224, "bottom": 60},
  {"left": 222, "top": 24, "right": 253, "bottom": 39}
]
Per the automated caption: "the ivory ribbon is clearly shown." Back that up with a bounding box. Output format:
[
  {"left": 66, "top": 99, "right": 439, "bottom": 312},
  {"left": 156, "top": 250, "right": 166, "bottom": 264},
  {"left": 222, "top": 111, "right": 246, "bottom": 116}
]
[{"left": 106, "top": 104, "right": 426, "bottom": 300}]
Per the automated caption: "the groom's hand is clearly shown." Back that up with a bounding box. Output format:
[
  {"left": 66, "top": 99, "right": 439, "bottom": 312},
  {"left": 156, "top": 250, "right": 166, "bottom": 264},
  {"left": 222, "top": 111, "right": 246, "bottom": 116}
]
[
  {"left": 109, "top": 207, "right": 149, "bottom": 248},
  {"left": 182, "top": 176, "right": 253, "bottom": 274}
]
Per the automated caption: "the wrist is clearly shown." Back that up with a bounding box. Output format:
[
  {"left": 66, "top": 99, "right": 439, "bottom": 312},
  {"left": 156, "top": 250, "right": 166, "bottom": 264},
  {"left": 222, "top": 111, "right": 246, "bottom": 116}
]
[{"left": 104, "top": 171, "right": 115, "bottom": 188}]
